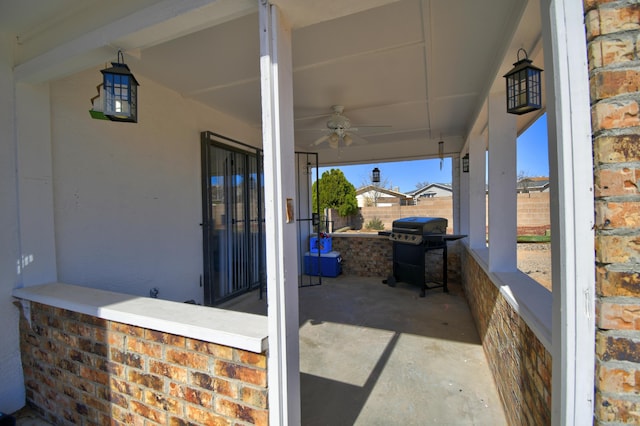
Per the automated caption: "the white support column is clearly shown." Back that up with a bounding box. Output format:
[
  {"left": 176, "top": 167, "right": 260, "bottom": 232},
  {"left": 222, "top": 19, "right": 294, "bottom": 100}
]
[
  {"left": 16, "top": 83, "right": 58, "bottom": 287},
  {"left": 452, "top": 155, "right": 461, "bottom": 233},
  {"left": 468, "top": 134, "right": 487, "bottom": 249},
  {"left": 259, "top": 3, "right": 301, "bottom": 425},
  {"left": 487, "top": 93, "right": 517, "bottom": 272},
  {"left": 542, "top": 0, "right": 595, "bottom": 424}
]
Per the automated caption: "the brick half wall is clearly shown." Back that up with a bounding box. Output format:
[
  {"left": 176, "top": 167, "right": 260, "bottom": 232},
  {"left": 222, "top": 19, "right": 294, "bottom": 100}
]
[
  {"left": 461, "top": 249, "right": 551, "bottom": 425},
  {"left": 331, "top": 235, "right": 462, "bottom": 284},
  {"left": 16, "top": 302, "right": 268, "bottom": 426}
]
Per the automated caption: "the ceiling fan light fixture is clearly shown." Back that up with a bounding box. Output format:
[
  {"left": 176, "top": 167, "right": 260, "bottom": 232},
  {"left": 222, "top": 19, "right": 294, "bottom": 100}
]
[
  {"left": 311, "top": 105, "right": 384, "bottom": 149},
  {"left": 328, "top": 132, "right": 340, "bottom": 149},
  {"left": 327, "top": 105, "right": 351, "bottom": 131}
]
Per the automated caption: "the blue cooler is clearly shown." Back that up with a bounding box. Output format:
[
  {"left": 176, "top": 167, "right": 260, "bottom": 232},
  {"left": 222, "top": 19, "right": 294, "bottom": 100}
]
[{"left": 304, "top": 251, "right": 342, "bottom": 277}]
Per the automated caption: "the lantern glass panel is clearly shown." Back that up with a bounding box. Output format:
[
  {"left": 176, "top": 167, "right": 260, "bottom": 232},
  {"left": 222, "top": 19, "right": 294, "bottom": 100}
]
[
  {"left": 528, "top": 69, "right": 541, "bottom": 107},
  {"left": 106, "top": 76, "right": 125, "bottom": 112}
]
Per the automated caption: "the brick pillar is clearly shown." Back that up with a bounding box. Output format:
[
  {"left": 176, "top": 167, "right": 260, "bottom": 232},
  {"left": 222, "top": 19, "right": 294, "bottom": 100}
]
[{"left": 586, "top": 0, "right": 640, "bottom": 422}]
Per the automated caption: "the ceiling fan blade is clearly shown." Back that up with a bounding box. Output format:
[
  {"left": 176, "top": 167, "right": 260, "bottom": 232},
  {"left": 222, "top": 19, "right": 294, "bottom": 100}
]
[
  {"left": 312, "top": 134, "right": 329, "bottom": 146},
  {"left": 351, "top": 125, "right": 392, "bottom": 129},
  {"left": 349, "top": 132, "right": 369, "bottom": 145}
]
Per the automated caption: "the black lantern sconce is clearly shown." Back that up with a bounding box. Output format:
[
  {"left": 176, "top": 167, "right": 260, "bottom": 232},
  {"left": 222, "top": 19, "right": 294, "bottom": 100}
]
[
  {"left": 97, "top": 51, "right": 139, "bottom": 122},
  {"left": 372, "top": 167, "right": 380, "bottom": 183},
  {"left": 462, "top": 154, "right": 469, "bottom": 173},
  {"left": 503, "top": 48, "right": 542, "bottom": 115}
]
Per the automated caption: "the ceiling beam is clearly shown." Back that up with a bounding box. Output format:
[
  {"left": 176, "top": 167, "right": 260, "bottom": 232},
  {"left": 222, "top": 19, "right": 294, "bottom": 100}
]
[
  {"left": 419, "top": 0, "right": 433, "bottom": 140},
  {"left": 14, "top": 0, "right": 256, "bottom": 84}
]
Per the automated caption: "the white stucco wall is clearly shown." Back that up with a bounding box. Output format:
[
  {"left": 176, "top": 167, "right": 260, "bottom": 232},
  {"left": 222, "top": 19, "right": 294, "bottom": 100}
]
[
  {"left": 50, "top": 67, "right": 261, "bottom": 304},
  {"left": 16, "top": 82, "right": 58, "bottom": 287},
  {"left": 0, "top": 32, "right": 27, "bottom": 414}
]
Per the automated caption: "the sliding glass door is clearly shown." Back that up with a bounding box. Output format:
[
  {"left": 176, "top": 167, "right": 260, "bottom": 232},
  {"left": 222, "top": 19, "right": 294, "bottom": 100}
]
[{"left": 201, "top": 132, "right": 264, "bottom": 306}]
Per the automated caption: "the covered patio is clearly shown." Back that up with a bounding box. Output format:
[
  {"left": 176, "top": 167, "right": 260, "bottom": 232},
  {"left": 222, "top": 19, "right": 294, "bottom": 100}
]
[{"left": 2, "top": 0, "right": 615, "bottom": 425}]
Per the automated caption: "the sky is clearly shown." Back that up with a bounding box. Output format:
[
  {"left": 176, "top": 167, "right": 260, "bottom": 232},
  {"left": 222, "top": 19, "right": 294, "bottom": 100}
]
[{"left": 317, "top": 113, "right": 549, "bottom": 193}]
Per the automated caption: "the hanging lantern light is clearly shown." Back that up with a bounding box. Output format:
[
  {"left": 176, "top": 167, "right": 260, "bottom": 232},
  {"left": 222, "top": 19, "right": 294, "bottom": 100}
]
[
  {"left": 100, "top": 50, "right": 139, "bottom": 122},
  {"left": 372, "top": 167, "right": 380, "bottom": 183},
  {"left": 462, "top": 153, "right": 469, "bottom": 173},
  {"left": 504, "top": 48, "right": 542, "bottom": 115},
  {"left": 438, "top": 139, "right": 444, "bottom": 170}
]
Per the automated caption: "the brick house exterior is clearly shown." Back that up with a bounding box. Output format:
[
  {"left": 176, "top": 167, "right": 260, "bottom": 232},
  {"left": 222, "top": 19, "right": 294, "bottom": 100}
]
[{"left": 586, "top": 0, "right": 640, "bottom": 422}]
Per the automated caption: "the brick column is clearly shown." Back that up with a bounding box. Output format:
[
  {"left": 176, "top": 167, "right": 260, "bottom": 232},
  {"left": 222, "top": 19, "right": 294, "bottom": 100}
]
[{"left": 586, "top": 0, "right": 640, "bottom": 422}]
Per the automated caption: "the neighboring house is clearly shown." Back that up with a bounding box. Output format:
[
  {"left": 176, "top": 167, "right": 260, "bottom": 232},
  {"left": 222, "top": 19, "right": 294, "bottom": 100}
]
[
  {"left": 410, "top": 183, "right": 453, "bottom": 199},
  {"left": 517, "top": 176, "right": 550, "bottom": 193},
  {"left": 355, "top": 185, "right": 413, "bottom": 207}
]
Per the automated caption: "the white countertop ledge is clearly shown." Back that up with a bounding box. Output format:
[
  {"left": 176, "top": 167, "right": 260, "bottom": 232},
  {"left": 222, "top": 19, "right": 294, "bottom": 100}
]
[{"left": 13, "top": 282, "right": 268, "bottom": 354}]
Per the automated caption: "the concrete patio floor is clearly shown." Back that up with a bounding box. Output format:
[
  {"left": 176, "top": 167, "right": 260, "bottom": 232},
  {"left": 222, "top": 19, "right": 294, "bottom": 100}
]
[{"left": 221, "top": 275, "right": 508, "bottom": 425}]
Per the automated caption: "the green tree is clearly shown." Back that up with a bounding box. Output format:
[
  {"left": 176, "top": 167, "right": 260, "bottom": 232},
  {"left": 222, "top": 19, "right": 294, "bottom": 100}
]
[{"left": 312, "top": 169, "right": 358, "bottom": 216}]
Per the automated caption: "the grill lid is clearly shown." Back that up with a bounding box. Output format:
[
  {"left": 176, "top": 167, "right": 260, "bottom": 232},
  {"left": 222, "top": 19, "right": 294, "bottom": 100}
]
[
  {"left": 390, "top": 217, "right": 448, "bottom": 245},
  {"left": 392, "top": 217, "right": 448, "bottom": 234}
]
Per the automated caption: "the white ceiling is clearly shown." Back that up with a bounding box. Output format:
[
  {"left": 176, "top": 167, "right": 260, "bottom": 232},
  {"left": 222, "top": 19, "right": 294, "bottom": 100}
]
[{"left": 3, "top": 0, "right": 544, "bottom": 166}]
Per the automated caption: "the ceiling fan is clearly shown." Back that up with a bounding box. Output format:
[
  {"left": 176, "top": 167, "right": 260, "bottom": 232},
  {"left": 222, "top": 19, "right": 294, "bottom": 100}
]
[{"left": 311, "top": 105, "right": 389, "bottom": 149}]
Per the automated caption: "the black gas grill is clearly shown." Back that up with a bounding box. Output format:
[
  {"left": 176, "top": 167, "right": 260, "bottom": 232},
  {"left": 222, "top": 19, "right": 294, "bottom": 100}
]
[{"left": 386, "top": 217, "right": 464, "bottom": 297}]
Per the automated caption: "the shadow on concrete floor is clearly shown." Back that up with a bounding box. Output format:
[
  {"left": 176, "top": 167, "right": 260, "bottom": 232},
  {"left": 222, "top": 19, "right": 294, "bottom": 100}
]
[{"left": 222, "top": 275, "right": 508, "bottom": 425}]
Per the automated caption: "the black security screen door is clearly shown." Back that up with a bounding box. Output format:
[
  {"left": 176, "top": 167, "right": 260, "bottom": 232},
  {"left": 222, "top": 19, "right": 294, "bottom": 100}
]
[{"left": 201, "top": 132, "right": 264, "bottom": 306}]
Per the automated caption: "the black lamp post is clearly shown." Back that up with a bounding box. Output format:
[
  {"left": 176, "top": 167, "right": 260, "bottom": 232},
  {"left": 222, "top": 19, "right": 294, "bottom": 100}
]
[
  {"left": 372, "top": 167, "right": 380, "bottom": 183},
  {"left": 101, "top": 51, "right": 139, "bottom": 123},
  {"left": 462, "top": 154, "right": 469, "bottom": 173},
  {"left": 504, "top": 48, "right": 542, "bottom": 115}
]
